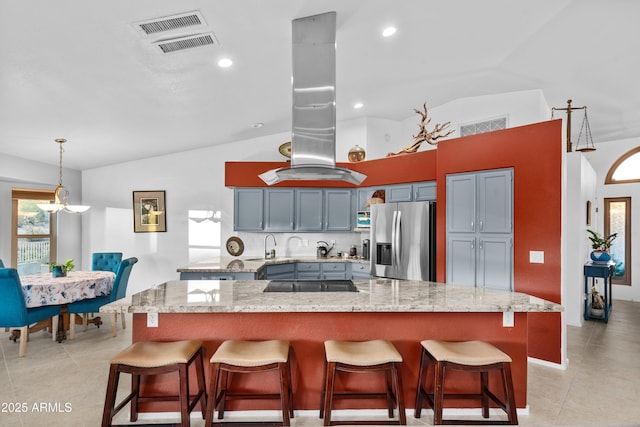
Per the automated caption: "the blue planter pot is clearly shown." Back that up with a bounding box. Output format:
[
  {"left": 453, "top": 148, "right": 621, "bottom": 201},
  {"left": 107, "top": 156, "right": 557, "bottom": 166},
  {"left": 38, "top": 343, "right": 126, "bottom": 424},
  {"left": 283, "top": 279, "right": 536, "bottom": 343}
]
[
  {"left": 590, "top": 251, "right": 611, "bottom": 263},
  {"left": 51, "top": 266, "right": 66, "bottom": 278}
]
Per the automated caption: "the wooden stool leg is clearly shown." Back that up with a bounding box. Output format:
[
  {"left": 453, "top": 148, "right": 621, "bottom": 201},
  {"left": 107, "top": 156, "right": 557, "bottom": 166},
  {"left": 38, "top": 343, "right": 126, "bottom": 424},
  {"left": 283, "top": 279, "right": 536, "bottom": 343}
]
[
  {"left": 195, "top": 348, "right": 207, "bottom": 419},
  {"left": 481, "top": 371, "right": 489, "bottom": 418},
  {"left": 130, "top": 373, "right": 140, "bottom": 422},
  {"left": 205, "top": 363, "right": 221, "bottom": 427},
  {"left": 279, "top": 362, "right": 291, "bottom": 426},
  {"left": 217, "top": 369, "right": 229, "bottom": 419},
  {"left": 179, "top": 364, "right": 190, "bottom": 427},
  {"left": 502, "top": 363, "right": 518, "bottom": 425},
  {"left": 433, "top": 361, "right": 445, "bottom": 425},
  {"left": 414, "top": 347, "right": 427, "bottom": 418},
  {"left": 385, "top": 368, "right": 395, "bottom": 418},
  {"left": 319, "top": 359, "right": 326, "bottom": 419},
  {"left": 393, "top": 363, "right": 406, "bottom": 425},
  {"left": 322, "top": 361, "right": 337, "bottom": 426},
  {"left": 286, "top": 359, "right": 294, "bottom": 418},
  {"left": 101, "top": 365, "right": 120, "bottom": 427}
]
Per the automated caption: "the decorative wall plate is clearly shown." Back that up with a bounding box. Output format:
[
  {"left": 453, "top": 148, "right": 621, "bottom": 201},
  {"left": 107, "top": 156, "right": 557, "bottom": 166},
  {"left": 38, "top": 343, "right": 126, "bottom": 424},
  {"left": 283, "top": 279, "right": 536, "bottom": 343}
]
[
  {"left": 225, "top": 236, "right": 245, "bottom": 256},
  {"left": 279, "top": 141, "right": 292, "bottom": 158}
]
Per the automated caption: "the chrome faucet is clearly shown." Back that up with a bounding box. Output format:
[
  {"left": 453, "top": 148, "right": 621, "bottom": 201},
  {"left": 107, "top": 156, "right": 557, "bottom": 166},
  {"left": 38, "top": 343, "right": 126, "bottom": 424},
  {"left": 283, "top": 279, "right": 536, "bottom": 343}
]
[{"left": 264, "top": 234, "right": 277, "bottom": 259}]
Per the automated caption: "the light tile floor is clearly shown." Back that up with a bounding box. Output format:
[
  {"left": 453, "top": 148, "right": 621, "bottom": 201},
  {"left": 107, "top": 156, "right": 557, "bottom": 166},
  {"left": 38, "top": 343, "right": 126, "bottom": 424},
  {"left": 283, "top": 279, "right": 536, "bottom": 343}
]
[{"left": 1, "top": 301, "right": 640, "bottom": 426}]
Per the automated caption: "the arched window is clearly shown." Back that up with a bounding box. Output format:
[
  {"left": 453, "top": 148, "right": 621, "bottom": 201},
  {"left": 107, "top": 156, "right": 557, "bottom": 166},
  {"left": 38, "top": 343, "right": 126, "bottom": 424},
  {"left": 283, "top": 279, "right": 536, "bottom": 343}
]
[{"left": 605, "top": 146, "right": 640, "bottom": 184}]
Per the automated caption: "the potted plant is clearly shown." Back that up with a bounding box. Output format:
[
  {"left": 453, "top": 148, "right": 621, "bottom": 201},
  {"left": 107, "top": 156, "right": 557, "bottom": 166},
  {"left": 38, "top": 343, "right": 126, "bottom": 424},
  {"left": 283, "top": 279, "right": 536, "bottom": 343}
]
[
  {"left": 586, "top": 229, "right": 617, "bottom": 263},
  {"left": 50, "top": 259, "right": 75, "bottom": 278}
]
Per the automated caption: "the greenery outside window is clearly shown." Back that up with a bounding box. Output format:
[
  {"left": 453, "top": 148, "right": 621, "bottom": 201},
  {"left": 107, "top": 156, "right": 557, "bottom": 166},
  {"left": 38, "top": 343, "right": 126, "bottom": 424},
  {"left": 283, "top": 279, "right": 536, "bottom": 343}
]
[
  {"left": 604, "top": 197, "right": 631, "bottom": 285},
  {"left": 11, "top": 188, "right": 57, "bottom": 275}
]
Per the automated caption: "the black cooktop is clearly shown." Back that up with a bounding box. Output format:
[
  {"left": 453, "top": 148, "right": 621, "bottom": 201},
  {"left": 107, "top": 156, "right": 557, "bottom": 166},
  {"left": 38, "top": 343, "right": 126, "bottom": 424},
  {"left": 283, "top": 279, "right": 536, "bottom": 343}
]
[{"left": 263, "top": 280, "right": 358, "bottom": 293}]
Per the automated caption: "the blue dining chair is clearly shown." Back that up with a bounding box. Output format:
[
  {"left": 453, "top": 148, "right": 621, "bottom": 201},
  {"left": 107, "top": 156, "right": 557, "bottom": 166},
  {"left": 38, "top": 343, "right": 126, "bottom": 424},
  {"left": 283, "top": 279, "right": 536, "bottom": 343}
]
[
  {"left": 0, "top": 268, "right": 61, "bottom": 357},
  {"left": 68, "top": 257, "right": 138, "bottom": 339},
  {"left": 91, "top": 252, "right": 122, "bottom": 273}
]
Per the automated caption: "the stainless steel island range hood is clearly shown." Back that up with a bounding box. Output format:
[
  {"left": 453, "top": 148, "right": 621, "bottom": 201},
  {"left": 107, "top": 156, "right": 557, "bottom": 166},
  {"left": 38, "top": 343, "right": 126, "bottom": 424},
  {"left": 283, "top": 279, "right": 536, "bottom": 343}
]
[{"left": 259, "top": 12, "right": 366, "bottom": 185}]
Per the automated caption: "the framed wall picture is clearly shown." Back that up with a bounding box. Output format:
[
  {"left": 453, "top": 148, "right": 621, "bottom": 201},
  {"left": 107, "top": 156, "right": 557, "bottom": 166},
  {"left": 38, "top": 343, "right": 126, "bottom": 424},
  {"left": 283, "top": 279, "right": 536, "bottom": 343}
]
[
  {"left": 586, "top": 200, "right": 592, "bottom": 226},
  {"left": 133, "top": 190, "right": 166, "bottom": 233}
]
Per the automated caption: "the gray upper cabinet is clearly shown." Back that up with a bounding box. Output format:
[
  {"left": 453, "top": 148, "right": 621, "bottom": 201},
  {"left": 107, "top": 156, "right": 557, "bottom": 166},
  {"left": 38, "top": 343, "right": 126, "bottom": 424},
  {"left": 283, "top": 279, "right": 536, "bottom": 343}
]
[
  {"left": 446, "top": 174, "right": 476, "bottom": 233},
  {"left": 477, "top": 171, "right": 513, "bottom": 233},
  {"left": 324, "top": 189, "right": 354, "bottom": 231},
  {"left": 386, "top": 184, "right": 413, "bottom": 203},
  {"left": 296, "top": 189, "right": 323, "bottom": 231},
  {"left": 446, "top": 169, "right": 513, "bottom": 291},
  {"left": 265, "top": 189, "right": 295, "bottom": 231},
  {"left": 413, "top": 181, "right": 436, "bottom": 201},
  {"left": 234, "top": 188, "right": 264, "bottom": 231}
]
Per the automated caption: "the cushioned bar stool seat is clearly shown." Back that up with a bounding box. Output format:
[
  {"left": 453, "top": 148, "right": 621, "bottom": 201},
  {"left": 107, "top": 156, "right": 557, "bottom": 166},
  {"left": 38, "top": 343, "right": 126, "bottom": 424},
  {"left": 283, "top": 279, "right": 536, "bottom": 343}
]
[
  {"left": 320, "top": 339, "right": 406, "bottom": 426},
  {"left": 205, "top": 339, "right": 293, "bottom": 426},
  {"left": 414, "top": 340, "right": 518, "bottom": 425},
  {"left": 101, "top": 340, "right": 207, "bottom": 427}
]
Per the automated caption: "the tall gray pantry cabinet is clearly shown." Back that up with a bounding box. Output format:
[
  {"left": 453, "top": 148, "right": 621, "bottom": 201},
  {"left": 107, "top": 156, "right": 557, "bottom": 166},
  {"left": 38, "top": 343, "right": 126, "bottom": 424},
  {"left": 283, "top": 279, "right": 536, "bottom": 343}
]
[{"left": 446, "top": 169, "right": 513, "bottom": 290}]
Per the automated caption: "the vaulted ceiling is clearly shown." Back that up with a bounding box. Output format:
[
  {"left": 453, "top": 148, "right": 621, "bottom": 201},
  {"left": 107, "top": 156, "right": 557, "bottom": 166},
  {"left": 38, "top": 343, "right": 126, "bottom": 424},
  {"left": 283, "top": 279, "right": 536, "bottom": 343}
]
[{"left": 1, "top": 0, "right": 638, "bottom": 170}]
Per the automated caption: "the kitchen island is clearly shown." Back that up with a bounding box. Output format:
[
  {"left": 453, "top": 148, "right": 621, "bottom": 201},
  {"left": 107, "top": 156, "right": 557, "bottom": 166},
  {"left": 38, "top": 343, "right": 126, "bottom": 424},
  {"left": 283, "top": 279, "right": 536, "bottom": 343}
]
[{"left": 102, "top": 278, "right": 561, "bottom": 416}]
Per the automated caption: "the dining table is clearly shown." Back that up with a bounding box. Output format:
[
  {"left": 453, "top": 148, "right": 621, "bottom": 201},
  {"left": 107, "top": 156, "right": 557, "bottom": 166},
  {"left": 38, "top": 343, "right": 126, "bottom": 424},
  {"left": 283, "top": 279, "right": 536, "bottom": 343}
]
[{"left": 19, "top": 270, "right": 115, "bottom": 342}]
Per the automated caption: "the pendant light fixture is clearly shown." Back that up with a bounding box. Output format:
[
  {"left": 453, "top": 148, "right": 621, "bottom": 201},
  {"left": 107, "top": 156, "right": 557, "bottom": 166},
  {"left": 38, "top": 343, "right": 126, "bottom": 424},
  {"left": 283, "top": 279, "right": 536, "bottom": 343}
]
[{"left": 37, "top": 138, "right": 90, "bottom": 213}]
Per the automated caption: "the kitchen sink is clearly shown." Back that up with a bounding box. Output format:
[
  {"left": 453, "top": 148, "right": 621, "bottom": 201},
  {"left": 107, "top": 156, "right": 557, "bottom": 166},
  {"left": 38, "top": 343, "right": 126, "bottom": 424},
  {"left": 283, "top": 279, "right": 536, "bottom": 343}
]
[{"left": 263, "top": 280, "right": 358, "bottom": 293}]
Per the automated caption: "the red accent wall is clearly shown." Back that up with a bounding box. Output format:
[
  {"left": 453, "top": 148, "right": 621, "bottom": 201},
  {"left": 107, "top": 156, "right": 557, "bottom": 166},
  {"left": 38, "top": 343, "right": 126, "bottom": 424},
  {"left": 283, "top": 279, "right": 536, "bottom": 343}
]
[
  {"left": 435, "top": 120, "right": 563, "bottom": 363},
  {"left": 225, "top": 120, "right": 563, "bottom": 363},
  {"left": 224, "top": 150, "right": 437, "bottom": 187}
]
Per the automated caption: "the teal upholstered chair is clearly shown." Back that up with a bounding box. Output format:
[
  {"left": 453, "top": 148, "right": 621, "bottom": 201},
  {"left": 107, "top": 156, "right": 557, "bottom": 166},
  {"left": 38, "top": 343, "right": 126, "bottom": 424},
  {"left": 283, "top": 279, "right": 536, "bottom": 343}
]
[
  {"left": 91, "top": 252, "right": 122, "bottom": 273},
  {"left": 68, "top": 257, "right": 137, "bottom": 339},
  {"left": 0, "top": 268, "right": 60, "bottom": 357}
]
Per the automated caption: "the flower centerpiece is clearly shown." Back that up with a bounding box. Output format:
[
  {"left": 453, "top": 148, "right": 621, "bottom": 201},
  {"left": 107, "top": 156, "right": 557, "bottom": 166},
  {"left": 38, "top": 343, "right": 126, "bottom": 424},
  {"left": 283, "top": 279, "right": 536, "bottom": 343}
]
[
  {"left": 50, "top": 259, "right": 75, "bottom": 278},
  {"left": 586, "top": 229, "right": 616, "bottom": 263}
]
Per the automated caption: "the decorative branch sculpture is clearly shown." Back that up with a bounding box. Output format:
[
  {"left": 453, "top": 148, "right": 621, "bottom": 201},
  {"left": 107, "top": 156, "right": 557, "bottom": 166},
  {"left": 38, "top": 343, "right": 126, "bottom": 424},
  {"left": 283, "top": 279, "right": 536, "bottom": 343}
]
[{"left": 386, "top": 102, "right": 454, "bottom": 157}]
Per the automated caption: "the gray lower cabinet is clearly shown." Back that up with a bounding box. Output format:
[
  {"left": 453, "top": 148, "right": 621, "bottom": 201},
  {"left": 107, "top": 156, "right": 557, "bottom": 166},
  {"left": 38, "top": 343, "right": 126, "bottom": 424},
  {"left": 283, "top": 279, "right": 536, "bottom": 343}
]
[
  {"left": 179, "top": 271, "right": 257, "bottom": 280},
  {"left": 234, "top": 189, "right": 264, "bottom": 231},
  {"left": 350, "top": 263, "right": 371, "bottom": 279},
  {"left": 297, "top": 262, "right": 321, "bottom": 279},
  {"left": 265, "top": 189, "right": 295, "bottom": 231},
  {"left": 322, "top": 262, "right": 348, "bottom": 280},
  {"left": 263, "top": 263, "right": 296, "bottom": 280}
]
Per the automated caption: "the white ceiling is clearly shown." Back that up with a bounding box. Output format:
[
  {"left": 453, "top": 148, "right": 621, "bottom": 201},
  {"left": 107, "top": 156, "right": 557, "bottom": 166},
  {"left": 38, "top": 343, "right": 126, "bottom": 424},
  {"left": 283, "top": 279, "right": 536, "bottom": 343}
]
[{"left": 1, "top": 0, "right": 639, "bottom": 171}]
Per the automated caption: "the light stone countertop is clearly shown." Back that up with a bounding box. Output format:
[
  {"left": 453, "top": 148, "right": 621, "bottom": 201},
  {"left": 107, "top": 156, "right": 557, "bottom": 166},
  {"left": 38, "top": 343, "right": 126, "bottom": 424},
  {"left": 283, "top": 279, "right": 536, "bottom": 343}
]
[
  {"left": 176, "top": 256, "right": 369, "bottom": 274},
  {"left": 101, "top": 278, "right": 563, "bottom": 314}
]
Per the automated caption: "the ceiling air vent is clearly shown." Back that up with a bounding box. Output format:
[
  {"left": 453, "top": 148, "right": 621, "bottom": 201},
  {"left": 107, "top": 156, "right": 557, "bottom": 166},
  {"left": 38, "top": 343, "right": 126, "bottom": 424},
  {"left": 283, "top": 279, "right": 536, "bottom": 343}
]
[
  {"left": 155, "top": 33, "right": 218, "bottom": 53},
  {"left": 135, "top": 11, "right": 206, "bottom": 36},
  {"left": 460, "top": 117, "right": 507, "bottom": 137}
]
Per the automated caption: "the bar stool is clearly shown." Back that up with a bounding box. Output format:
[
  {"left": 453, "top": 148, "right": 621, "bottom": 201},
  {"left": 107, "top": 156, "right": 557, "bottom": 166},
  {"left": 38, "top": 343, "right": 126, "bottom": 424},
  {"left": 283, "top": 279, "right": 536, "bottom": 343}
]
[
  {"left": 101, "top": 340, "right": 207, "bottom": 427},
  {"left": 205, "top": 339, "right": 293, "bottom": 426},
  {"left": 414, "top": 340, "right": 518, "bottom": 425},
  {"left": 320, "top": 339, "right": 406, "bottom": 426}
]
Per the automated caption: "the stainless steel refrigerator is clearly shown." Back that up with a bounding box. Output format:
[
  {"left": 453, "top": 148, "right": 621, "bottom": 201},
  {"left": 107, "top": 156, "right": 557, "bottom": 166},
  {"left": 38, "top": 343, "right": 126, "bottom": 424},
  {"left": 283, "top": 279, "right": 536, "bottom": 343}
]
[{"left": 370, "top": 201, "right": 436, "bottom": 281}]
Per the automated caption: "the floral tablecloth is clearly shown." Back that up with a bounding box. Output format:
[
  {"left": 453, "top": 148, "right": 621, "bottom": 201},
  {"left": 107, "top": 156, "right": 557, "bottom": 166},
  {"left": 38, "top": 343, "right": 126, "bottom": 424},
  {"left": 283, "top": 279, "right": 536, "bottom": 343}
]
[{"left": 21, "top": 271, "right": 115, "bottom": 308}]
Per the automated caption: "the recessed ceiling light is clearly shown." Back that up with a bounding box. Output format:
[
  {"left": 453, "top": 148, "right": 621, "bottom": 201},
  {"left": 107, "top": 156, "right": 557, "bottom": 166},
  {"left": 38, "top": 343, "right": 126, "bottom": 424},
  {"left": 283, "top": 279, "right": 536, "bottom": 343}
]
[
  {"left": 354, "top": 102, "right": 364, "bottom": 109},
  {"left": 218, "top": 58, "right": 233, "bottom": 68},
  {"left": 382, "top": 27, "right": 397, "bottom": 37},
  {"left": 251, "top": 122, "right": 264, "bottom": 128}
]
